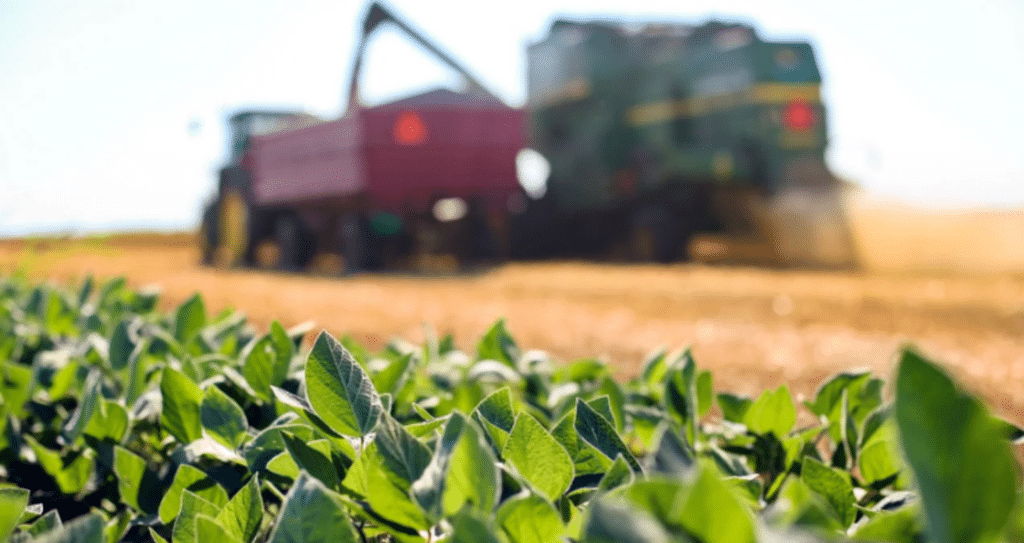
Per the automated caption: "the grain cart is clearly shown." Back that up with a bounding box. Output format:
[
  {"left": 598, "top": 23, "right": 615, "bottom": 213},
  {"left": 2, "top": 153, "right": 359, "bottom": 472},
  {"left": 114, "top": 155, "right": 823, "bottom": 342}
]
[
  {"left": 521, "top": 19, "right": 857, "bottom": 266},
  {"left": 200, "top": 3, "right": 525, "bottom": 272}
]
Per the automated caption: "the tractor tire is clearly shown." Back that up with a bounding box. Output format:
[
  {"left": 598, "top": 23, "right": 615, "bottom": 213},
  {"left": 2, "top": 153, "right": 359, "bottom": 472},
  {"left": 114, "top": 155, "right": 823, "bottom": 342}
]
[{"left": 214, "top": 188, "right": 252, "bottom": 268}]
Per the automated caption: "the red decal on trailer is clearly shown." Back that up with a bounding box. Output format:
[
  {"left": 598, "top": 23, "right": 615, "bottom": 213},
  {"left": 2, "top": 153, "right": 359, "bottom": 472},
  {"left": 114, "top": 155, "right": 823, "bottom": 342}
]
[{"left": 393, "top": 111, "right": 428, "bottom": 145}]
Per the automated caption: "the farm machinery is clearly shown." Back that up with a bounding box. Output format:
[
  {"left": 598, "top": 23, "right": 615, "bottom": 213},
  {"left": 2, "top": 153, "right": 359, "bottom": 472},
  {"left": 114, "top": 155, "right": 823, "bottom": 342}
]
[{"left": 200, "top": 2, "right": 857, "bottom": 272}]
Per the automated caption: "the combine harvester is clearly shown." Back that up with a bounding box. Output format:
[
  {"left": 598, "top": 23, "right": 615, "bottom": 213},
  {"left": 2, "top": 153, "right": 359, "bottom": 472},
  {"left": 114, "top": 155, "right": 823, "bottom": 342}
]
[{"left": 200, "top": 2, "right": 857, "bottom": 272}]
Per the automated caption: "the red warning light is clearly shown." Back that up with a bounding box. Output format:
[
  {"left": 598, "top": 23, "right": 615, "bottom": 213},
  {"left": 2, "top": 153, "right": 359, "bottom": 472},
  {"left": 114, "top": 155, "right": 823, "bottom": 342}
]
[
  {"left": 783, "top": 101, "right": 816, "bottom": 132},
  {"left": 393, "top": 110, "right": 428, "bottom": 145}
]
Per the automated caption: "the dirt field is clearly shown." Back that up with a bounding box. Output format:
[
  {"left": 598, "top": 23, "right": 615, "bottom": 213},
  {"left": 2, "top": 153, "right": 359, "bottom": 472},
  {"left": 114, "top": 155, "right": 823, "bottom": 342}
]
[{"left": 2, "top": 231, "right": 1023, "bottom": 423}]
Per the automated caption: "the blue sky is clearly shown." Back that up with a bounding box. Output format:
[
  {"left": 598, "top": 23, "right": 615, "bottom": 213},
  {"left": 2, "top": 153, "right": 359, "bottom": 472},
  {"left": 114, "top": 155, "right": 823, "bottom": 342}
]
[{"left": 1, "top": 0, "right": 1022, "bottom": 235}]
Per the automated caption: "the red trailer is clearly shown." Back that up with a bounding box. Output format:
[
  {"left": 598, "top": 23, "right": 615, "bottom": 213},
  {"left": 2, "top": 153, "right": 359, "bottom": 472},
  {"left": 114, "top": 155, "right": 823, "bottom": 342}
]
[{"left": 201, "top": 3, "right": 526, "bottom": 273}]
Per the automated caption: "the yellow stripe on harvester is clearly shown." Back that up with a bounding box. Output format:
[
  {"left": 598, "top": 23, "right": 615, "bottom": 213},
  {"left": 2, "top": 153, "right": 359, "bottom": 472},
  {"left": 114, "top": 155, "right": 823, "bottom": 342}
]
[{"left": 626, "top": 83, "right": 821, "bottom": 127}]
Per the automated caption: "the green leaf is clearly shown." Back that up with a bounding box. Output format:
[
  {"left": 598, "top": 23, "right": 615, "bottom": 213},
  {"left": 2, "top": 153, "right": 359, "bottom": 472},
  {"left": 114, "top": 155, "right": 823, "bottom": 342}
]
[
  {"left": 473, "top": 388, "right": 516, "bottom": 454},
  {"left": 800, "top": 457, "right": 856, "bottom": 527},
  {"left": 25, "top": 437, "right": 92, "bottom": 495},
  {"left": 744, "top": 385, "right": 796, "bottom": 438},
  {"left": 695, "top": 370, "right": 714, "bottom": 417},
  {"left": 412, "top": 412, "right": 499, "bottom": 520},
  {"left": 341, "top": 441, "right": 430, "bottom": 531},
  {"left": 84, "top": 399, "right": 129, "bottom": 443},
  {"left": 159, "top": 464, "right": 229, "bottom": 525},
  {"left": 475, "top": 387, "right": 516, "bottom": 433},
  {"left": 201, "top": 386, "right": 248, "bottom": 449},
  {"left": 62, "top": 372, "right": 100, "bottom": 444},
  {"left": 582, "top": 498, "right": 670, "bottom": 543},
  {"left": 2, "top": 360, "right": 35, "bottom": 418},
  {"left": 108, "top": 320, "right": 133, "bottom": 371},
  {"left": 282, "top": 432, "right": 339, "bottom": 489},
  {"left": 173, "top": 491, "right": 222, "bottom": 543},
  {"left": 717, "top": 393, "right": 752, "bottom": 423},
  {"left": 161, "top": 367, "right": 204, "bottom": 444},
  {"left": 503, "top": 413, "right": 574, "bottom": 501},
  {"left": 174, "top": 293, "right": 206, "bottom": 344},
  {"left": 195, "top": 515, "right": 241, "bottom": 543},
  {"left": 551, "top": 409, "right": 612, "bottom": 477},
  {"left": 31, "top": 513, "right": 104, "bottom": 543},
  {"left": 114, "top": 446, "right": 158, "bottom": 514},
  {"left": 304, "top": 332, "right": 383, "bottom": 437},
  {"left": 597, "top": 454, "right": 635, "bottom": 492},
  {"left": 215, "top": 476, "right": 263, "bottom": 543},
  {"left": 149, "top": 529, "right": 170, "bottom": 543},
  {"left": 477, "top": 319, "right": 519, "bottom": 366},
  {"left": 574, "top": 399, "right": 641, "bottom": 473},
  {"left": 450, "top": 508, "right": 504, "bottom": 543},
  {"left": 676, "top": 465, "right": 757, "bottom": 543},
  {"left": 851, "top": 506, "right": 923, "bottom": 543},
  {"left": 267, "top": 472, "right": 360, "bottom": 543},
  {"left": 371, "top": 352, "right": 414, "bottom": 397},
  {"left": 24, "top": 510, "right": 62, "bottom": 538},
  {"left": 858, "top": 440, "right": 900, "bottom": 486},
  {"left": 496, "top": 495, "right": 563, "bottom": 543},
  {"left": 0, "top": 486, "right": 30, "bottom": 541},
  {"left": 895, "top": 349, "right": 1017, "bottom": 543},
  {"left": 242, "top": 332, "right": 291, "bottom": 402},
  {"left": 374, "top": 414, "right": 432, "bottom": 485}
]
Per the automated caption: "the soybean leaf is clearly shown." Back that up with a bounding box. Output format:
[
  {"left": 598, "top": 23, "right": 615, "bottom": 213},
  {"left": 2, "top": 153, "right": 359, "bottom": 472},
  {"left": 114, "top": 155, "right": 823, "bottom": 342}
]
[
  {"left": 503, "top": 413, "right": 574, "bottom": 501},
  {"left": 374, "top": 414, "right": 432, "bottom": 485},
  {"left": 475, "top": 387, "right": 516, "bottom": 433},
  {"left": 215, "top": 476, "right": 263, "bottom": 543},
  {"left": 496, "top": 494, "right": 563, "bottom": 543},
  {"left": 173, "top": 491, "right": 222, "bottom": 543},
  {"left": 25, "top": 437, "right": 92, "bottom": 495},
  {"left": 174, "top": 293, "right": 206, "bottom": 344},
  {"left": 717, "top": 393, "right": 753, "bottom": 423},
  {"left": 267, "top": 473, "right": 360, "bottom": 543},
  {"left": 801, "top": 457, "right": 856, "bottom": 528},
  {"left": 744, "top": 385, "right": 796, "bottom": 438},
  {"left": 895, "top": 349, "right": 1017, "bottom": 543},
  {"left": 574, "top": 399, "right": 641, "bottom": 473},
  {"left": 851, "top": 506, "right": 923, "bottom": 543},
  {"left": 450, "top": 508, "right": 504, "bottom": 543},
  {"left": 412, "top": 412, "right": 499, "bottom": 520},
  {"left": 161, "top": 367, "right": 204, "bottom": 444},
  {"left": 63, "top": 372, "right": 100, "bottom": 444},
  {"left": 0, "top": 487, "right": 30, "bottom": 541},
  {"left": 477, "top": 319, "right": 519, "bottom": 367},
  {"left": 201, "top": 385, "right": 248, "bottom": 449},
  {"left": 341, "top": 441, "right": 430, "bottom": 531},
  {"left": 676, "top": 465, "right": 757, "bottom": 543},
  {"left": 31, "top": 513, "right": 104, "bottom": 543},
  {"left": 304, "top": 332, "right": 383, "bottom": 437},
  {"left": 371, "top": 352, "right": 414, "bottom": 398},
  {"left": 108, "top": 319, "right": 133, "bottom": 371},
  {"left": 551, "top": 409, "right": 612, "bottom": 477},
  {"left": 282, "top": 432, "right": 339, "bottom": 490},
  {"left": 242, "top": 335, "right": 289, "bottom": 402},
  {"left": 24, "top": 510, "right": 62, "bottom": 538},
  {"left": 158, "top": 464, "right": 229, "bottom": 525},
  {"left": 583, "top": 498, "right": 670, "bottom": 543},
  {"left": 114, "top": 446, "right": 159, "bottom": 514},
  {"left": 0, "top": 361, "right": 33, "bottom": 418},
  {"left": 84, "top": 400, "right": 129, "bottom": 443},
  {"left": 696, "top": 370, "right": 714, "bottom": 417},
  {"left": 859, "top": 440, "right": 900, "bottom": 487},
  {"left": 597, "top": 455, "right": 635, "bottom": 492},
  {"left": 195, "top": 515, "right": 241, "bottom": 543}
]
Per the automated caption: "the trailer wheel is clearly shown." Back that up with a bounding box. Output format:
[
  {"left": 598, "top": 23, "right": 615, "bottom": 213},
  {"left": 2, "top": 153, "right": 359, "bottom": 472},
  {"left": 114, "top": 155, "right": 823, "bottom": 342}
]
[
  {"left": 631, "top": 205, "right": 678, "bottom": 263},
  {"left": 274, "top": 214, "right": 315, "bottom": 272}
]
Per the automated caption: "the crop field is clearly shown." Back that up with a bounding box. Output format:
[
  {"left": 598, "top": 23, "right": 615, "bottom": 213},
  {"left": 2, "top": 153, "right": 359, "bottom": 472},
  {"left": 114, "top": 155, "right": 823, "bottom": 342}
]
[{"left": 2, "top": 228, "right": 1023, "bottom": 425}]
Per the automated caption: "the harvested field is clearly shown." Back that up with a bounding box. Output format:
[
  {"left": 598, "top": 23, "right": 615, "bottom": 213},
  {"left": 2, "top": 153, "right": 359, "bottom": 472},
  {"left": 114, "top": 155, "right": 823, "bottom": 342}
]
[{"left": 2, "top": 230, "right": 1023, "bottom": 423}]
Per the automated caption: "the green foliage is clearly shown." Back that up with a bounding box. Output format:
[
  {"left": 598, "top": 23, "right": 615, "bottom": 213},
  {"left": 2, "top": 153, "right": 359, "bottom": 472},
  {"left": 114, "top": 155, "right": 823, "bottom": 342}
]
[{"left": 0, "top": 274, "right": 1022, "bottom": 543}]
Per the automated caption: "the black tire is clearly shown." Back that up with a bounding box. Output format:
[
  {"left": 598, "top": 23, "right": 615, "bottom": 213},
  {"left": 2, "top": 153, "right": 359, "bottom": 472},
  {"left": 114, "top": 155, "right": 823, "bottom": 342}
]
[
  {"left": 274, "top": 214, "right": 315, "bottom": 272},
  {"left": 199, "top": 202, "right": 218, "bottom": 266}
]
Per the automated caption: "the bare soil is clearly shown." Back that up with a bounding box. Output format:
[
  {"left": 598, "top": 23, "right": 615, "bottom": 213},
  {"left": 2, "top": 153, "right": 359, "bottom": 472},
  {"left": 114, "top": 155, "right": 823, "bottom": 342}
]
[{"left": 2, "top": 231, "right": 1023, "bottom": 423}]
